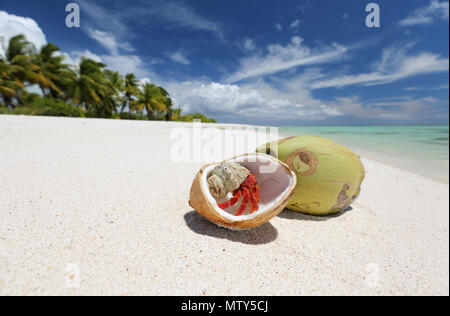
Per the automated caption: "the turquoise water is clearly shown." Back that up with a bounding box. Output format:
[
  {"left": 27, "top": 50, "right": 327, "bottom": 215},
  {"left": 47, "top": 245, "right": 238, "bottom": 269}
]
[{"left": 279, "top": 126, "right": 449, "bottom": 183}]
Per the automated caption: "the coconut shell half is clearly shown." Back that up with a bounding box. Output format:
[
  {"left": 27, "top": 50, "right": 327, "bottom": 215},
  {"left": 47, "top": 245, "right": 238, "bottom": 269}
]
[{"left": 189, "top": 153, "right": 297, "bottom": 230}]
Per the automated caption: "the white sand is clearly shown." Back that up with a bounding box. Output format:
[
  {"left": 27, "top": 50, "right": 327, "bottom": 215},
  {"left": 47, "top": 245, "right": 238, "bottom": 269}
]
[{"left": 0, "top": 115, "right": 448, "bottom": 296}]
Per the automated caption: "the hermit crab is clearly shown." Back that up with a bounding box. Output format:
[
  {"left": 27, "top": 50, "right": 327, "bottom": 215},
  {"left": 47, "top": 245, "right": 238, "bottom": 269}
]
[
  {"left": 207, "top": 161, "right": 261, "bottom": 216},
  {"left": 189, "top": 153, "right": 297, "bottom": 230}
]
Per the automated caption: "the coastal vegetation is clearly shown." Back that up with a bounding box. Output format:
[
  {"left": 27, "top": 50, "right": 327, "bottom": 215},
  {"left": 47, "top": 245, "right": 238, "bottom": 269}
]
[{"left": 0, "top": 34, "right": 216, "bottom": 123}]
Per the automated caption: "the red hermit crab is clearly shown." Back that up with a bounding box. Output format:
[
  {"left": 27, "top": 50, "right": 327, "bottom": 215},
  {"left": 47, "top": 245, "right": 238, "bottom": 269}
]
[
  {"left": 189, "top": 154, "right": 297, "bottom": 230},
  {"left": 206, "top": 162, "right": 260, "bottom": 216}
]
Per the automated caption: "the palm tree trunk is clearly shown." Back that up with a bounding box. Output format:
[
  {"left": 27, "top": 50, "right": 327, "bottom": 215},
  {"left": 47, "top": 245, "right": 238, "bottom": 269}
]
[
  {"left": 120, "top": 99, "right": 127, "bottom": 114},
  {"left": 40, "top": 85, "right": 46, "bottom": 97},
  {"left": 165, "top": 110, "right": 171, "bottom": 121},
  {"left": 3, "top": 96, "right": 13, "bottom": 109}
]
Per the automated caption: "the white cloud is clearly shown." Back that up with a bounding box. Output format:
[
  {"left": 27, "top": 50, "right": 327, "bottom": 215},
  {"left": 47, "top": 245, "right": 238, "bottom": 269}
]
[
  {"left": 77, "top": 1, "right": 138, "bottom": 60},
  {"left": 329, "top": 96, "right": 445, "bottom": 121},
  {"left": 61, "top": 2, "right": 160, "bottom": 79},
  {"left": 275, "top": 23, "right": 283, "bottom": 31},
  {"left": 162, "top": 68, "right": 351, "bottom": 122},
  {"left": 297, "top": 1, "right": 313, "bottom": 14},
  {"left": 404, "top": 84, "right": 449, "bottom": 91},
  {"left": 291, "top": 36, "right": 302, "bottom": 45},
  {"left": 399, "top": 0, "right": 449, "bottom": 26},
  {"left": 0, "top": 12, "right": 96, "bottom": 73},
  {"left": 165, "top": 80, "right": 342, "bottom": 121},
  {"left": 78, "top": 1, "right": 130, "bottom": 37},
  {"left": 311, "top": 43, "right": 449, "bottom": 89},
  {"left": 102, "top": 54, "right": 158, "bottom": 78},
  {"left": 226, "top": 36, "right": 348, "bottom": 83},
  {"left": 62, "top": 49, "right": 157, "bottom": 79},
  {"left": 0, "top": 10, "right": 47, "bottom": 57},
  {"left": 167, "top": 39, "right": 448, "bottom": 123},
  {"left": 76, "top": 1, "right": 219, "bottom": 77},
  {"left": 242, "top": 38, "right": 256, "bottom": 51},
  {"left": 86, "top": 29, "right": 134, "bottom": 55},
  {"left": 169, "top": 51, "right": 190, "bottom": 65},
  {"left": 63, "top": 50, "right": 102, "bottom": 66},
  {"left": 79, "top": 0, "right": 223, "bottom": 39},
  {"left": 290, "top": 19, "right": 301, "bottom": 28},
  {"left": 148, "top": 1, "right": 224, "bottom": 38}
]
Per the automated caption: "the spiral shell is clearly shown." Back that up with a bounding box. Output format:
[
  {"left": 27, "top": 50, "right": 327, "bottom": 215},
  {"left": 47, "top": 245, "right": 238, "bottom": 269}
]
[{"left": 207, "top": 161, "right": 250, "bottom": 199}]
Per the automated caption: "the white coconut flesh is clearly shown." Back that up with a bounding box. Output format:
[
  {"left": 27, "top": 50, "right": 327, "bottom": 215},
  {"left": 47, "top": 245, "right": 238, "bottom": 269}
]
[{"left": 202, "top": 155, "right": 294, "bottom": 221}]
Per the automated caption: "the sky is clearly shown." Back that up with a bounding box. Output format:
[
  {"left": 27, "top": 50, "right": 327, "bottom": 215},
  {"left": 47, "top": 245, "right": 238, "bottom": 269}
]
[{"left": 0, "top": 0, "right": 449, "bottom": 125}]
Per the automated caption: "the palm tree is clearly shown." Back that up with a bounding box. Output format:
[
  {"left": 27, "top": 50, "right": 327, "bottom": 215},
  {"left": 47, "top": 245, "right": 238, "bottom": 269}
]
[
  {"left": 0, "top": 59, "right": 24, "bottom": 108},
  {"left": 4, "top": 35, "right": 57, "bottom": 106},
  {"left": 169, "top": 107, "right": 182, "bottom": 121},
  {"left": 5, "top": 35, "right": 34, "bottom": 62},
  {"left": 135, "top": 83, "right": 169, "bottom": 120},
  {"left": 102, "top": 69, "right": 124, "bottom": 117},
  {"left": 158, "top": 87, "right": 174, "bottom": 121},
  {"left": 0, "top": 34, "right": 194, "bottom": 122},
  {"left": 121, "top": 73, "right": 139, "bottom": 116},
  {"left": 69, "top": 58, "right": 112, "bottom": 115},
  {"left": 33, "top": 43, "right": 75, "bottom": 98}
]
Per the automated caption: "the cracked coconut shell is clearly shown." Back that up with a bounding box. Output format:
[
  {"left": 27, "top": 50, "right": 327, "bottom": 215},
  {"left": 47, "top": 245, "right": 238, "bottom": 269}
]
[{"left": 189, "top": 153, "right": 297, "bottom": 230}]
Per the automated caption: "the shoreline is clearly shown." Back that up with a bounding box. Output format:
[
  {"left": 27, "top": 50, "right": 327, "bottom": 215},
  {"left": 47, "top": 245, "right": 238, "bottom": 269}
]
[
  {"left": 0, "top": 115, "right": 448, "bottom": 295},
  {"left": 2, "top": 114, "right": 447, "bottom": 184},
  {"left": 277, "top": 129, "right": 449, "bottom": 185},
  {"left": 353, "top": 149, "right": 448, "bottom": 185},
  {"left": 0, "top": 113, "right": 273, "bottom": 129}
]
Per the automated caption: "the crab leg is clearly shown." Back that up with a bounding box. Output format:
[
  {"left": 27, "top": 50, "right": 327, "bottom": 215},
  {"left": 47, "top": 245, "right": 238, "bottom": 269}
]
[
  {"left": 216, "top": 174, "right": 261, "bottom": 216},
  {"left": 252, "top": 186, "right": 260, "bottom": 202},
  {"left": 242, "top": 175, "right": 260, "bottom": 213},
  {"left": 249, "top": 188, "right": 259, "bottom": 213},
  {"left": 217, "top": 190, "right": 241, "bottom": 210},
  {"left": 234, "top": 188, "right": 250, "bottom": 216}
]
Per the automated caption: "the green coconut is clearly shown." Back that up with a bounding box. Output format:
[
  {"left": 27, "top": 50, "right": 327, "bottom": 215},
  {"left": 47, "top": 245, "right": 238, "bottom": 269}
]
[{"left": 256, "top": 136, "right": 365, "bottom": 215}]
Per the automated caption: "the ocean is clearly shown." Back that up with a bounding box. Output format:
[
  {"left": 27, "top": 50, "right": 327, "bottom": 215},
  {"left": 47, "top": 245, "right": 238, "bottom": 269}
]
[{"left": 279, "top": 125, "right": 449, "bottom": 183}]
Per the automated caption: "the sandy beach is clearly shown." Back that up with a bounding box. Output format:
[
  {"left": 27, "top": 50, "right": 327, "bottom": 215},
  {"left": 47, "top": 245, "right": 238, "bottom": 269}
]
[{"left": 0, "top": 115, "right": 448, "bottom": 296}]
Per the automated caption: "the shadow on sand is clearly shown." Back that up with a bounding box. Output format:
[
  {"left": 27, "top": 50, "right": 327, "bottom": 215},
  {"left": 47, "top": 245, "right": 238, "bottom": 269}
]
[
  {"left": 183, "top": 211, "right": 278, "bottom": 245},
  {"left": 277, "top": 206, "right": 353, "bottom": 222}
]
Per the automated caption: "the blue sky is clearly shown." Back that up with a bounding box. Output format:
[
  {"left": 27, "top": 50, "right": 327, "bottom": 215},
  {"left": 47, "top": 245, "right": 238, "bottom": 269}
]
[{"left": 0, "top": 0, "right": 449, "bottom": 125}]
